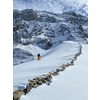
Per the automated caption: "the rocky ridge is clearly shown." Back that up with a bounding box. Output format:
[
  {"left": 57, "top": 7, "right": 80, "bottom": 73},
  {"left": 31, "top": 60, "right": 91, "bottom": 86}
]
[{"left": 13, "top": 9, "right": 88, "bottom": 65}]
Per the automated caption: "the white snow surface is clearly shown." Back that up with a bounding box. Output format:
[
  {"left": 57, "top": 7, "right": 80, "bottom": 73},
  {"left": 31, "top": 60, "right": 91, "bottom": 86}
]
[
  {"left": 13, "top": 0, "right": 88, "bottom": 16},
  {"left": 13, "top": 41, "right": 88, "bottom": 100},
  {"left": 13, "top": 41, "right": 80, "bottom": 91},
  {"left": 19, "top": 43, "right": 88, "bottom": 100}
]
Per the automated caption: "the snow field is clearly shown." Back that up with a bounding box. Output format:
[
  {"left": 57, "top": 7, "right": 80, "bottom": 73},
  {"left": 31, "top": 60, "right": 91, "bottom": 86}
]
[
  {"left": 20, "top": 44, "right": 88, "bottom": 100},
  {"left": 13, "top": 41, "right": 80, "bottom": 91}
]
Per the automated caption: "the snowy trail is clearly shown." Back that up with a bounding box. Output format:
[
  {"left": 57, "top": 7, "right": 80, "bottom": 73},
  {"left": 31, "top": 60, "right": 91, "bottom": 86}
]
[
  {"left": 13, "top": 41, "right": 80, "bottom": 91},
  {"left": 20, "top": 44, "right": 88, "bottom": 100}
]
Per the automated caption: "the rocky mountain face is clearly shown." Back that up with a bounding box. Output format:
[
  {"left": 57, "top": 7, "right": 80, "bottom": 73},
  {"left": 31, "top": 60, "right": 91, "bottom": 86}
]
[
  {"left": 13, "top": 9, "right": 88, "bottom": 65},
  {"left": 13, "top": 48, "right": 34, "bottom": 65}
]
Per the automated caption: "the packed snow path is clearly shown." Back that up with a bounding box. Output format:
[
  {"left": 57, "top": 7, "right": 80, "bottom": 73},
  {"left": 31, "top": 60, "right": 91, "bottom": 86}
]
[{"left": 19, "top": 43, "right": 88, "bottom": 100}]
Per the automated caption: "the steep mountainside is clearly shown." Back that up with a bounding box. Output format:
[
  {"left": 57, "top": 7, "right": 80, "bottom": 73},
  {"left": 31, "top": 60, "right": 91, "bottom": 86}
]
[{"left": 13, "top": 9, "right": 88, "bottom": 65}]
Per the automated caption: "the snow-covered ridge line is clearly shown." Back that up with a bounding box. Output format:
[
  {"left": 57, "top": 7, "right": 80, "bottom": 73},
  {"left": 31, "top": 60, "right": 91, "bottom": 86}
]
[
  {"left": 13, "top": 44, "right": 82, "bottom": 100},
  {"left": 13, "top": 0, "right": 88, "bottom": 16}
]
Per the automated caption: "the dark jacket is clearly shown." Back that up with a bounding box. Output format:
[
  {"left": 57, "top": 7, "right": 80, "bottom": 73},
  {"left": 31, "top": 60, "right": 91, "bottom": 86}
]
[{"left": 37, "top": 53, "right": 40, "bottom": 57}]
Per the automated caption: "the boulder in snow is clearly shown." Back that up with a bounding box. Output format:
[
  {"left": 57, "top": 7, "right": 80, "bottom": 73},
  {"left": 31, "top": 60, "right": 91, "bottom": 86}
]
[
  {"left": 13, "top": 48, "right": 34, "bottom": 66},
  {"left": 13, "top": 89, "right": 25, "bottom": 100}
]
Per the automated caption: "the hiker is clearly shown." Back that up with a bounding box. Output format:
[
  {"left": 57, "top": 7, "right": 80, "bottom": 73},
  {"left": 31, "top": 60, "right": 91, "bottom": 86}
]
[{"left": 37, "top": 53, "right": 41, "bottom": 60}]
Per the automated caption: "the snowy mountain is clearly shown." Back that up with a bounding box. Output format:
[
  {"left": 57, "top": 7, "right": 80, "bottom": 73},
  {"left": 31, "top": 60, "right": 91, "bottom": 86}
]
[
  {"left": 13, "top": 4, "right": 88, "bottom": 100},
  {"left": 13, "top": 9, "right": 88, "bottom": 65},
  {"left": 13, "top": 0, "right": 88, "bottom": 16}
]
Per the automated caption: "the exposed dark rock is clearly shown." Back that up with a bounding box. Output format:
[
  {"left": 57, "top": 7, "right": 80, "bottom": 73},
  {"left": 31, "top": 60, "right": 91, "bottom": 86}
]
[
  {"left": 53, "top": 71, "right": 59, "bottom": 76},
  {"left": 21, "top": 9, "right": 37, "bottom": 21},
  {"left": 41, "top": 78, "right": 47, "bottom": 84},
  {"left": 13, "top": 89, "right": 25, "bottom": 100},
  {"left": 33, "top": 77, "right": 40, "bottom": 81},
  {"left": 62, "top": 11, "right": 77, "bottom": 17},
  {"left": 13, "top": 48, "right": 34, "bottom": 66},
  {"left": 59, "top": 23, "right": 70, "bottom": 35},
  {"left": 37, "top": 80, "right": 43, "bottom": 85},
  {"left": 47, "top": 76, "right": 52, "bottom": 82},
  {"left": 28, "top": 79, "right": 37, "bottom": 87},
  {"left": 37, "top": 14, "right": 57, "bottom": 22},
  {"left": 13, "top": 25, "right": 20, "bottom": 31},
  {"left": 26, "top": 86, "right": 32, "bottom": 94},
  {"left": 65, "top": 64, "right": 69, "bottom": 67},
  {"left": 34, "top": 37, "right": 53, "bottom": 50},
  {"left": 79, "top": 25, "right": 84, "bottom": 32},
  {"left": 60, "top": 64, "right": 66, "bottom": 71},
  {"left": 70, "top": 60, "right": 74, "bottom": 65},
  {"left": 13, "top": 10, "right": 21, "bottom": 20},
  {"left": 33, "top": 84, "right": 39, "bottom": 88}
]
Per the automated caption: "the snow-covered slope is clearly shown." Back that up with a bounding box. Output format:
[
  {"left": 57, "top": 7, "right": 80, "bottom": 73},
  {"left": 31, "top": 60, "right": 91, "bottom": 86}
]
[
  {"left": 13, "top": 0, "right": 88, "bottom": 16},
  {"left": 13, "top": 41, "right": 80, "bottom": 91},
  {"left": 13, "top": 1, "right": 88, "bottom": 99},
  {"left": 13, "top": 42, "right": 88, "bottom": 100}
]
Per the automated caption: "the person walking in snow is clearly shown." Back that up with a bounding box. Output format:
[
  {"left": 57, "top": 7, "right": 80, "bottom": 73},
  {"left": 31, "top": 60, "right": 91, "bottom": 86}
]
[{"left": 37, "top": 53, "right": 41, "bottom": 60}]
